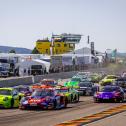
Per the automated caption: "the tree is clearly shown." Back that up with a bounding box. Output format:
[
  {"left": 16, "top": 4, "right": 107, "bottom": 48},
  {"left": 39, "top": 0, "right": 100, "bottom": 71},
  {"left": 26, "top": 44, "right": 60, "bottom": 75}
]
[
  {"left": 31, "top": 47, "right": 40, "bottom": 54},
  {"left": 9, "top": 49, "right": 16, "bottom": 53}
]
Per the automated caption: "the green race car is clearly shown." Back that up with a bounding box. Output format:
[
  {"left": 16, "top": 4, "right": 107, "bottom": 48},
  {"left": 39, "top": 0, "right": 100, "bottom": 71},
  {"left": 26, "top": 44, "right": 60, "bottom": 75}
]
[
  {"left": 56, "top": 86, "right": 79, "bottom": 103},
  {"left": 0, "top": 88, "right": 24, "bottom": 108},
  {"left": 64, "top": 76, "right": 82, "bottom": 88}
]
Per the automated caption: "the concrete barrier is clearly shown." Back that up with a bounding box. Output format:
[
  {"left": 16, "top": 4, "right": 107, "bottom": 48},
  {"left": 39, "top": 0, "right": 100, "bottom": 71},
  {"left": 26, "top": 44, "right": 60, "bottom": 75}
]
[
  {"left": 0, "top": 76, "right": 33, "bottom": 87},
  {"left": 0, "top": 67, "right": 108, "bottom": 88},
  {"left": 0, "top": 71, "right": 78, "bottom": 87}
]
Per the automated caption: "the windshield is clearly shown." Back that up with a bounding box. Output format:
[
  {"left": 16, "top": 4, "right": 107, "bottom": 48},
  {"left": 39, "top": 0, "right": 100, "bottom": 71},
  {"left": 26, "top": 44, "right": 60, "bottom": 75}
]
[
  {"left": 41, "top": 81, "right": 56, "bottom": 85},
  {"left": 106, "top": 76, "right": 117, "bottom": 79},
  {"left": 100, "top": 87, "right": 120, "bottom": 92},
  {"left": 56, "top": 89, "right": 68, "bottom": 93},
  {"left": 32, "top": 89, "right": 54, "bottom": 97},
  {"left": 0, "top": 89, "right": 11, "bottom": 95},
  {"left": 79, "top": 82, "right": 92, "bottom": 87},
  {"left": 15, "top": 87, "right": 29, "bottom": 92},
  {"left": 71, "top": 78, "right": 81, "bottom": 82}
]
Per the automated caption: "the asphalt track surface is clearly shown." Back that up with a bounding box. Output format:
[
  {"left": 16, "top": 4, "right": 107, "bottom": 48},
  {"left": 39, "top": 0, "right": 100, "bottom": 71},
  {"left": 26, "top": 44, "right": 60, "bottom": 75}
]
[{"left": 0, "top": 96, "right": 126, "bottom": 126}]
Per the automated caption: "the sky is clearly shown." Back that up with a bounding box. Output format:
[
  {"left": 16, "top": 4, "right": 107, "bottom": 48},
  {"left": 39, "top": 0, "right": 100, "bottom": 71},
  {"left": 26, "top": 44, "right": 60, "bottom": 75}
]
[{"left": 0, "top": 0, "right": 126, "bottom": 52}]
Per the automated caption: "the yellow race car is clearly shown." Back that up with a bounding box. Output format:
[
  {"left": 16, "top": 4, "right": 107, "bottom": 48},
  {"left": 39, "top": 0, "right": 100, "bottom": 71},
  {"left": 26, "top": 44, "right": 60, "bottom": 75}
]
[
  {"left": 0, "top": 87, "right": 24, "bottom": 108},
  {"left": 100, "top": 75, "right": 118, "bottom": 86}
]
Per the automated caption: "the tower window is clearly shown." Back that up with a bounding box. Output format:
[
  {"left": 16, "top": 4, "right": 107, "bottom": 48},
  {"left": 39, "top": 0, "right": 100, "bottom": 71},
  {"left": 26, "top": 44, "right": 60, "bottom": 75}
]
[
  {"left": 46, "top": 49, "right": 48, "bottom": 54},
  {"left": 57, "top": 44, "right": 61, "bottom": 47},
  {"left": 64, "top": 44, "right": 67, "bottom": 47}
]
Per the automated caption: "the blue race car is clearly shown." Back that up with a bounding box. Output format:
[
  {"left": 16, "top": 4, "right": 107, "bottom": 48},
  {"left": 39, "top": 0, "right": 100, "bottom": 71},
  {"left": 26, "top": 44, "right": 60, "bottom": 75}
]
[
  {"left": 19, "top": 88, "right": 68, "bottom": 110},
  {"left": 93, "top": 85, "right": 125, "bottom": 102}
]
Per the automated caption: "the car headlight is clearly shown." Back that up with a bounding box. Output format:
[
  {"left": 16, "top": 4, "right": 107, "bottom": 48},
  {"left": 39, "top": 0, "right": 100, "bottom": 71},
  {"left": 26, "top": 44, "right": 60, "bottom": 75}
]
[
  {"left": 45, "top": 97, "right": 50, "bottom": 102},
  {"left": 3, "top": 97, "right": 8, "bottom": 101},
  {"left": 22, "top": 100, "right": 28, "bottom": 104}
]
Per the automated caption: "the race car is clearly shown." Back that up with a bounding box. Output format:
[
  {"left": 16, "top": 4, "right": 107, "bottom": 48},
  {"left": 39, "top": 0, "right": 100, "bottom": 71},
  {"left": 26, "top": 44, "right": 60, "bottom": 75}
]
[
  {"left": 31, "top": 83, "right": 54, "bottom": 91},
  {"left": 40, "top": 79, "right": 57, "bottom": 87},
  {"left": 77, "top": 81, "right": 99, "bottom": 96},
  {"left": 114, "top": 77, "right": 126, "bottom": 91},
  {"left": 31, "top": 79, "right": 57, "bottom": 90},
  {"left": 64, "top": 76, "right": 82, "bottom": 89},
  {"left": 93, "top": 85, "right": 125, "bottom": 103},
  {"left": 13, "top": 85, "right": 32, "bottom": 96},
  {"left": 99, "top": 75, "right": 118, "bottom": 86},
  {"left": 64, "top": 80, "right": 79, "bottom": 89},
  {"left": 31, "top": 83, "right": 41, "bottom": 91},
  {"left": 19, "top": 88, "right": 68, "bottom": 110},
  {"left": 0, "top": 87, "right": 24, "bottom": 108},
  {"left": 55, "top": 86, "right": 79, "bottom": 103},
  {"left": 69, "top": 88, "right": 80, "bottom": 102},
  {"left": 90, "top": 73, "right": 102, "bottom": 83}
]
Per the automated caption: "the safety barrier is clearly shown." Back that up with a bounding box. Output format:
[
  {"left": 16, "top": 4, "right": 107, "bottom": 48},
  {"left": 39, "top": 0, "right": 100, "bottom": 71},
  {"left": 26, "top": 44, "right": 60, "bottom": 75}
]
[{"left": 0, "top": 66, "right": 107, "bottom": 88}]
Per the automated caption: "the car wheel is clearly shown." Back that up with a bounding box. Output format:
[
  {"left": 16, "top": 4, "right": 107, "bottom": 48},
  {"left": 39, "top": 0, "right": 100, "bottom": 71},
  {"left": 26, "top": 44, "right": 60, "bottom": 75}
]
[
  {"left": 74, "top": 95, "right": 78, "bottom": 103},
  {"left": 19, "top": 105, "right": 26, "bottom": 110},
  {"left": 19, "top": 96, "right": 21, "bottom": 101},
  {"left": 71, "top": 95, "right": 73, "bottom": 102},
  {"left": 64, "top": 98, "right": 68, "bottom": 108},
  {"left": 86, "top": 91, "right": 89, "bottom": 96},
  {"left": 53, "top": 100, "right": 57, "bottom": 109},
  {"left": 83, "top": 91, "right": 86, "bottom": 96},
  {"left": 77, "top": 94, "right": 80, "bottom": 102},
  {"left": 120, "top": 97, "right": 124, "bottom": 103},
  {"left": 11, "top": 98, "right": 14, "bottom": 108}
]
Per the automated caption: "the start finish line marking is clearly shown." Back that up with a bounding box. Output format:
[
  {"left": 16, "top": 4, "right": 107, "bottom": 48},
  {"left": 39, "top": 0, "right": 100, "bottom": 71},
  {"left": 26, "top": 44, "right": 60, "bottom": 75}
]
[{"left": 55, "top": 105, "right": 126, "bottom": 126}]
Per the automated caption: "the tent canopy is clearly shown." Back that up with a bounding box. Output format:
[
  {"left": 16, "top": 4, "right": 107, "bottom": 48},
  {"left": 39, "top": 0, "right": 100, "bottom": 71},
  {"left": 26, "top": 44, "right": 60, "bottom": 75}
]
[{"left": 16, "top": 59, "right": 50, "bottom": 72}]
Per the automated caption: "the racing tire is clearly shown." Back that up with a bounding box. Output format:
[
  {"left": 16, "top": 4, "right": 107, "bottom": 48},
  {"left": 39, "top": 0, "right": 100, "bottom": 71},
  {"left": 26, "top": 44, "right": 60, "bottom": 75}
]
[
  {"left": 19, "top": 105, "right": 26, "bottom": 110},
  {"left": 71, "top": 95, "right": 73, "bottom": 103},
  {"left": 11, "top": 98, "right": 14, "bottom": 108},
  {"left": 19, "top": 96, "right": 21, "bottom": 101},
  {"left": 52, "top": 100, "right": 57, "bottom": 110},
  {"left": 75, "top": 95, "right": 79, "bottom": 103},
  {"left": 121, "top": 97, "right": 125, "bottom": 103},
  {"left": 82, "top": 91, "right": 86, "bottom": 96},
  {"left": 64, "top": 98, "right": 68, "bottom": 108},
  {"left": 74, "top": 95, "right": 78, "bottom": 103},
  {"left": 116, "top": 97, "right": 124, "bottom": 103},
  {"left": 77, "top": 94, "right": 80, "bottom": 102}
]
